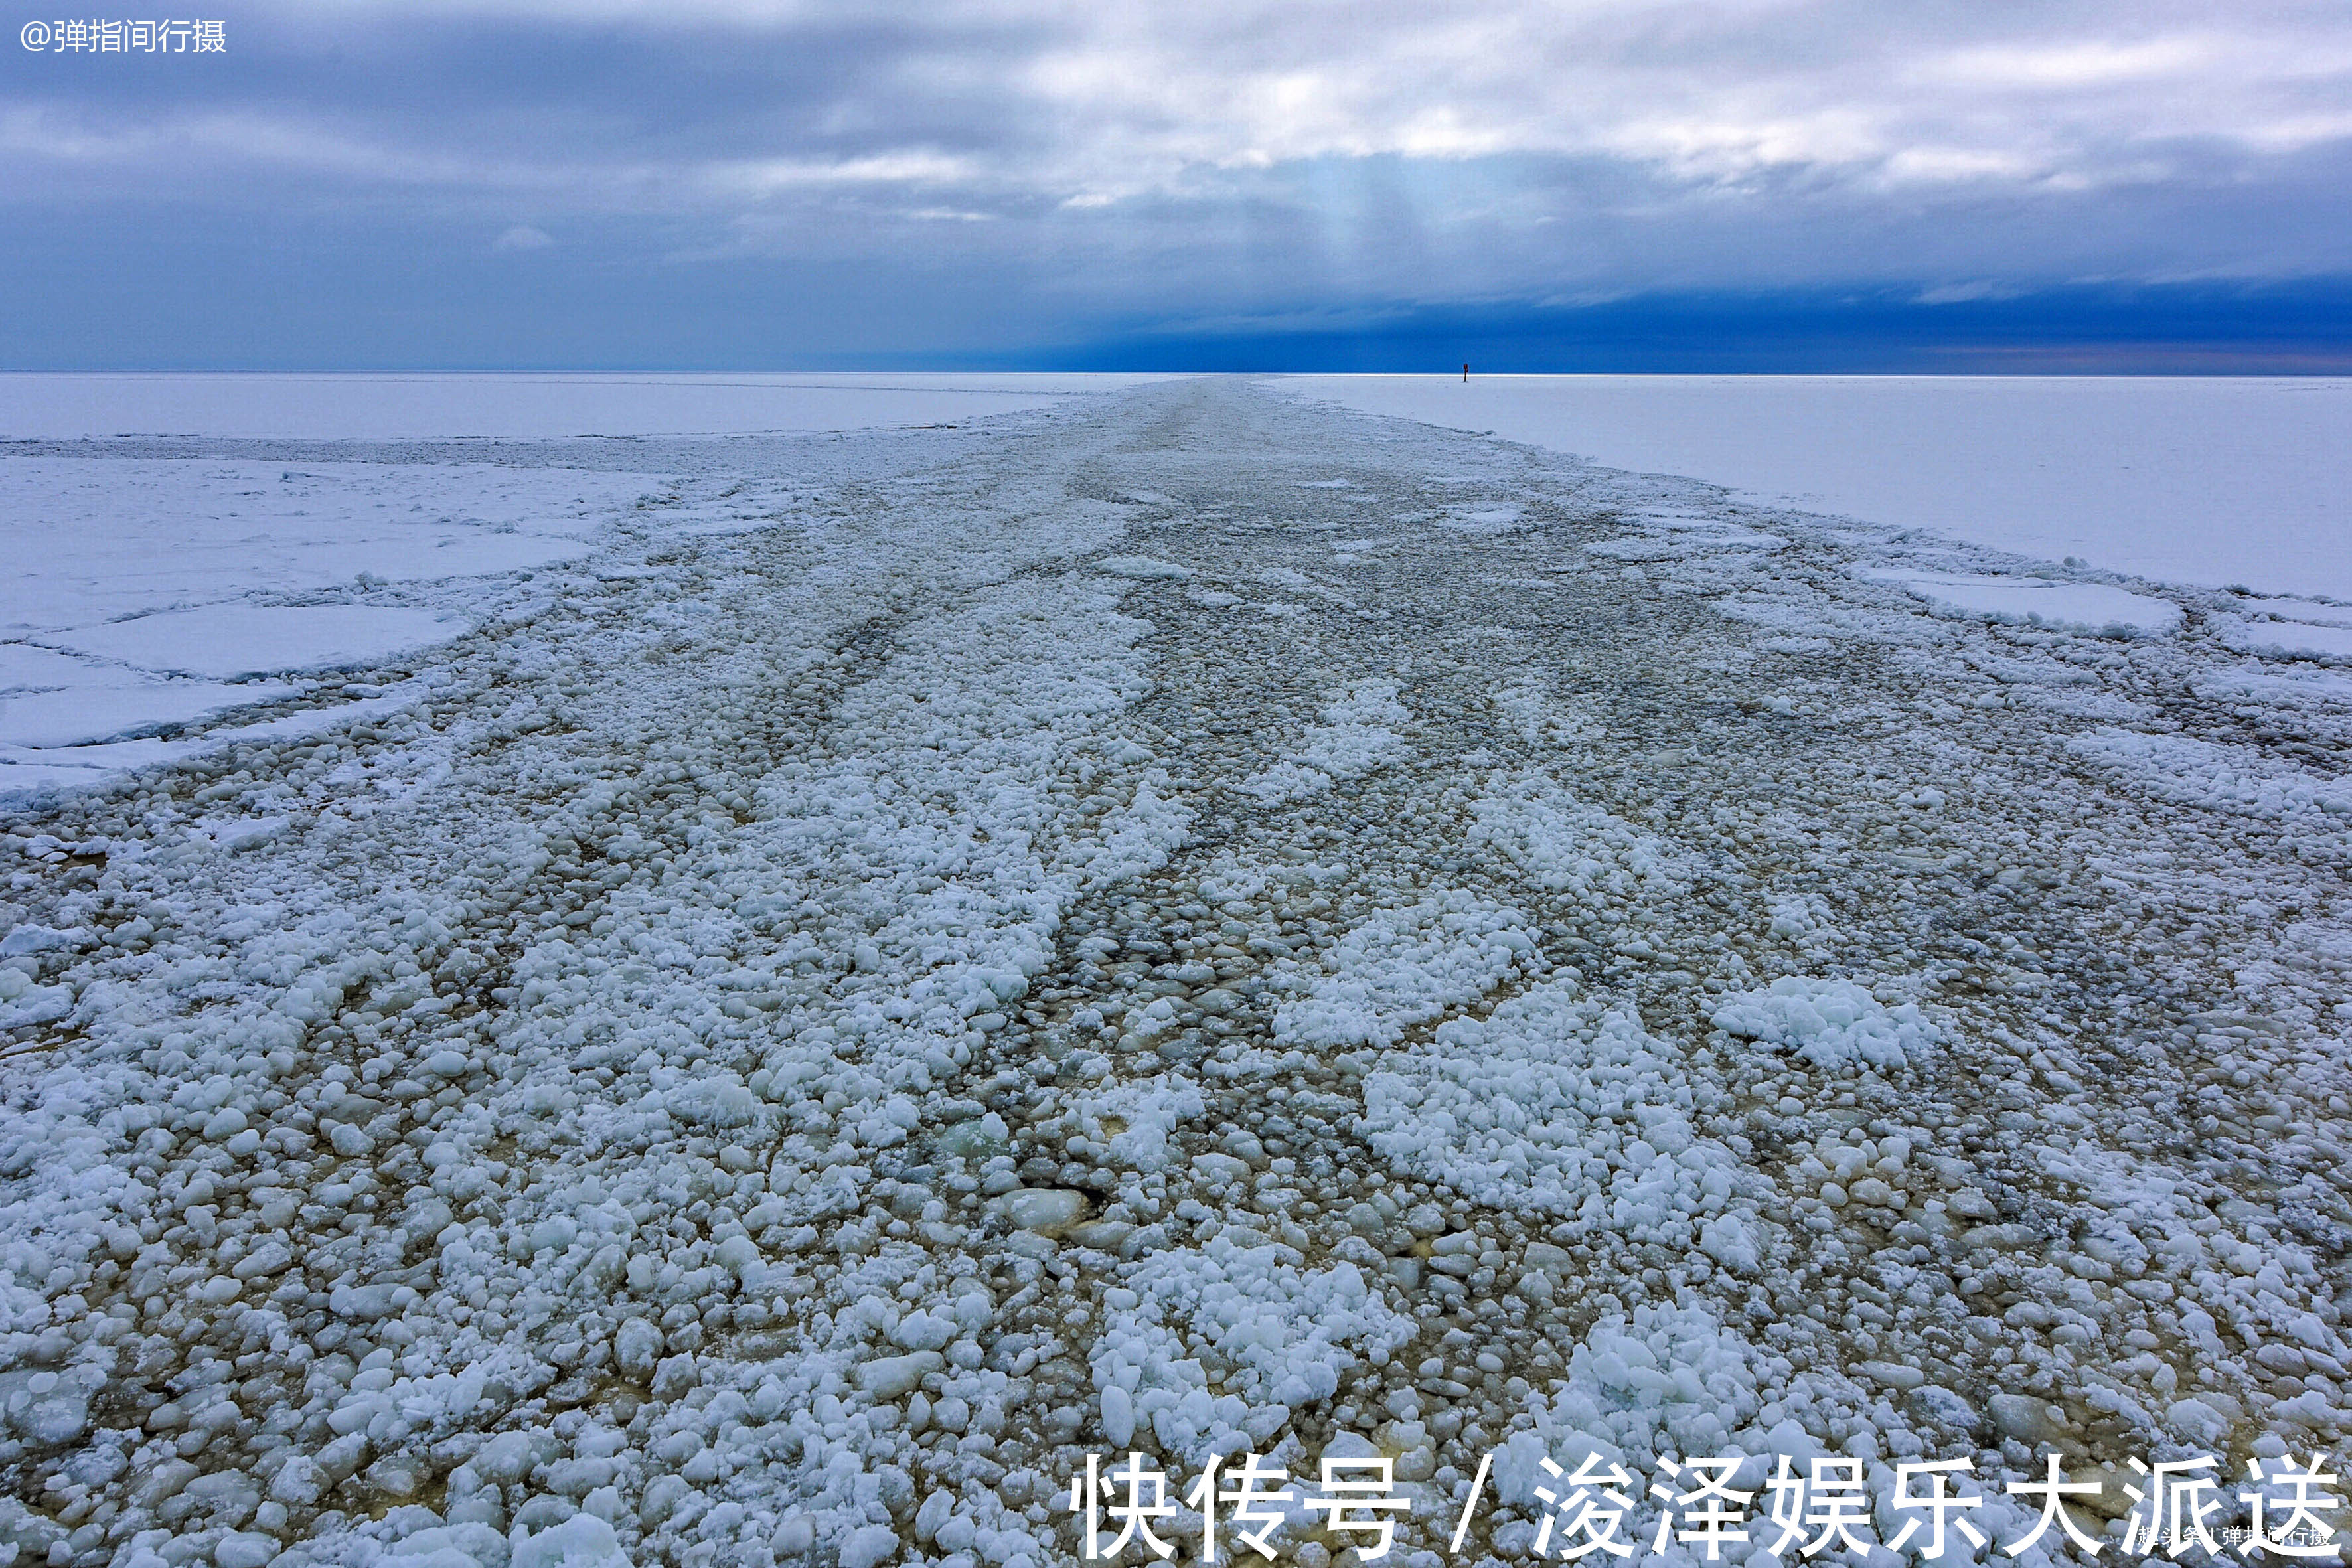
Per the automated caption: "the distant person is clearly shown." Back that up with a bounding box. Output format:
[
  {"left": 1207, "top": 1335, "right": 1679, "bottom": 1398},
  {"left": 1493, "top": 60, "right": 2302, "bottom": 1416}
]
[{"left": 1462, "top": 363, "right": 1470, "bottom": 382}]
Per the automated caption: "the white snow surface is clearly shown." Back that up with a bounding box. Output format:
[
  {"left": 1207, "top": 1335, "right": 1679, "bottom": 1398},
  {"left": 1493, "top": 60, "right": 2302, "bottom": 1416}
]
[
  {"left": 2213, "top": 608, "right": 2352, "bottom": 662},
  {"left": 40, "top": 606, "right": 463, "bottom": 682},
  {"left": 1285, "top": 374, "right": 2352, "bottom": 600},
  {"left": 0, "top": 459, "right": 641, "bottom": 637},
  {"left": 1467, "top": 774, "right": 1678, "bottom": 901},
  {"left": 1857, "top": 568, "right": 2183, "bottom": 637},
  {"left": 1360, "top": 980, "right": 1756, "bottom": 1261},
  {"left": 0, "top": 459, "right": 677, "bottom": 789},
  {"left": 1709, "top": 977, "right": 1941, "bottom": 1073},
  {"left": 1239, "top": 680, "right": 1414, "bottom": 808},
  {"left": 1095, "top": 1239, "right": 1413, "bottom": 1462},
  {"left": 0, "top": 372, "right": 1183, "bottom": 441},
  {"left": 1271, "top": 890, "right": 1543, "bottom": 1050},
  {"left": 2067, "top": 727, "right": 2352, "bottom": 821}
]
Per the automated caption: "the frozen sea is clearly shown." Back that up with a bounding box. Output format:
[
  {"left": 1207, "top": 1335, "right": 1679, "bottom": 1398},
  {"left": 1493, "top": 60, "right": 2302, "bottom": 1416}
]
[
  {"left": 0, "top": 372, "right": 1182, "bottom": 442},
  {"left": 1285, "top": 374, "right": 2352, "bottom": 599},
  {"left": 0, "top": 375, "right": 2348, "bottom": 1568},
  {"left": 0, "top": 374, "right": 1175, "bottom": 791}
]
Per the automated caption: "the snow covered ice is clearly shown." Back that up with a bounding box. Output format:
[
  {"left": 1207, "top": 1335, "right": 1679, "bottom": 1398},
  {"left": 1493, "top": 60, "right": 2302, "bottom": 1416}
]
[
  {"left": 2, "top": 377, "right": 2351, "bottom": 1567},
  {"left": 1281, "top": 375, "right": 2352, "bottom": 602}
]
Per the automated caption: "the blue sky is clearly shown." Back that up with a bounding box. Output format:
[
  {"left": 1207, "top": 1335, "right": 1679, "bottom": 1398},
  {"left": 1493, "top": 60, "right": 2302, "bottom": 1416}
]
[{"left": 5, "top": 1, "right": 2351, "bottom": 371}]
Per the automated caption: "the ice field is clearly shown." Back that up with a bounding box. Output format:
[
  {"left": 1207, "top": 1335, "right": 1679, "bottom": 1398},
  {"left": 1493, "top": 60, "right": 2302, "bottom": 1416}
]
[
  {"left": 1, "top": 376, "right": 2350, "bottom": 1566},
  {"left": 0, "top": 374, "right": 1181, "bottom": 443},
  {"left": 0, "top": 376, "right": 1172, "bottom": 798},
  {"left": 1283, "top": 376, "right": 2352, "bottom": 605}
]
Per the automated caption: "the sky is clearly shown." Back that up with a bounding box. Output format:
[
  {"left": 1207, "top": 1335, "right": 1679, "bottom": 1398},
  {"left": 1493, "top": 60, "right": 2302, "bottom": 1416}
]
[{"left": 4, "top": 1, "right": 2352, "bottom": 370}]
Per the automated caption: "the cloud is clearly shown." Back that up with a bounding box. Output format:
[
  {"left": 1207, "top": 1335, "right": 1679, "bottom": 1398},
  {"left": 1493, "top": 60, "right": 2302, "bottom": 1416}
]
[
  {"left": 492, "top": 224, "right": 554, "bottom": 250},
  {"left": 3, "top": 0, "right": 2350, "bottom": 360},
  {"left": 1914, "top": 281, "right": 2024, "bottom": 305}
]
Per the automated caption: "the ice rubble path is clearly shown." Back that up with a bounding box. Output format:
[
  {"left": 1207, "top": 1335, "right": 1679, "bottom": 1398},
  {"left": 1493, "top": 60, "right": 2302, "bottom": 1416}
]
[{"left": 3, "top": 378, "right": 2352, "bottom": 1568}]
